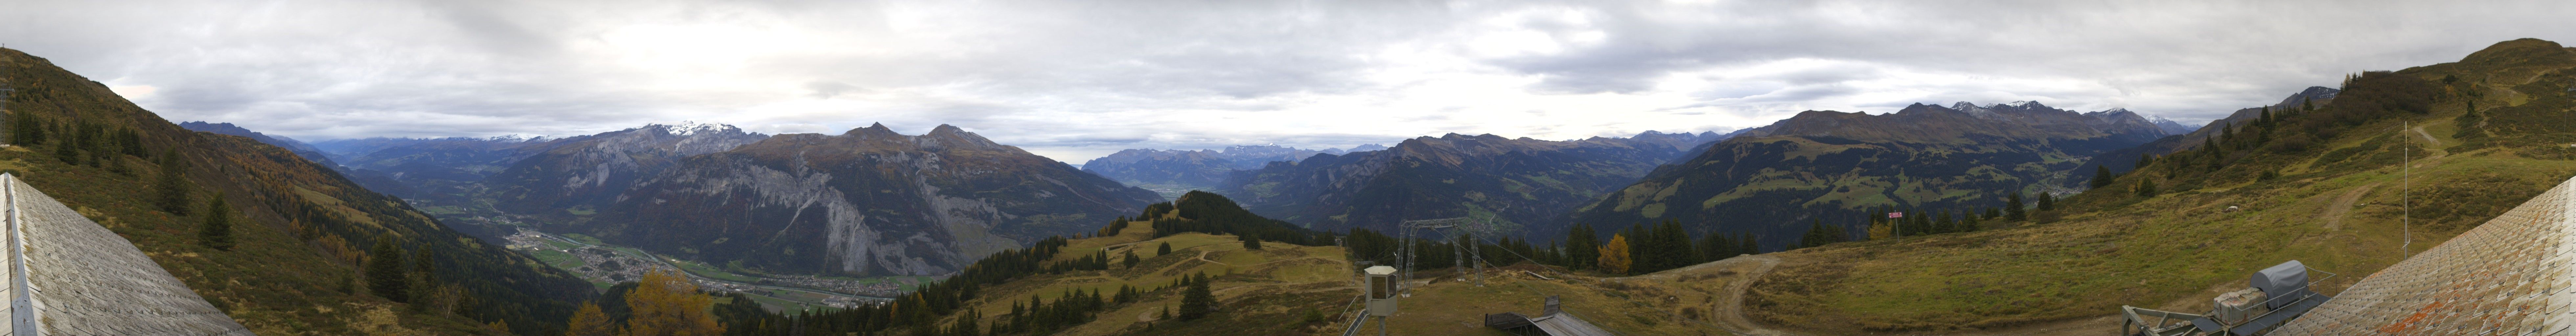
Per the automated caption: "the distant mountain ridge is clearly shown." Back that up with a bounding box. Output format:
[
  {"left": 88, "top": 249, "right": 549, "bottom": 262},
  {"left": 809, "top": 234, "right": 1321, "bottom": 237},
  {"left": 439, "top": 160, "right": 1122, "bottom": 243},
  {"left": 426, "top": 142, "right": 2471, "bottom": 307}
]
[
  {"left": 177, "top": 121, "right": 333, "bottom": 163},
  {"left": 295, "top": 121, "right": 1162, "bottom": 277},
  {"left": 178, "top": 121, "right": 422, "bottom": 198},
  {"left": 1564, "top": 100, "right": 2167, "bottom": 249},
  {"left": 1216, "top": 130, "right": 1729, "bottom": 236},
  {"left": 483, "top": 123, "right": 770, "bottom": 214},
  {"left": 1082, "top": 144, "right": 1377, "bottom": 187},
  {"left": 2077, "top": 86, "right": 2343, "bottom": 180},
  {"left": 584, "top": 123, "right": 1162, "bottom": 276}
]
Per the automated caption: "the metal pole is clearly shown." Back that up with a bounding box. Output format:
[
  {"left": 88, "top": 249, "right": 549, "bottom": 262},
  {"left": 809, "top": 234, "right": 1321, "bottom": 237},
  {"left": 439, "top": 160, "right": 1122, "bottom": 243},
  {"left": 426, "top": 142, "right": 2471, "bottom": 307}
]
[{"left": 2403, "top": 121, "right": 2410, "bottom": 260}]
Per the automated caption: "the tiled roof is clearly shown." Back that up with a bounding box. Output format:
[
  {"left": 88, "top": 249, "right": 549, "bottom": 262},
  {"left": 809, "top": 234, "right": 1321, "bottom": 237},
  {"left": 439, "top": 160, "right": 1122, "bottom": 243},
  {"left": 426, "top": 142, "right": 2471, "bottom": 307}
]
[
  {"left": 2272, "top": 175, "right": 2576, "bottom": 335},
  {"left": 0, "top": 174, "right": 254, "bottom": 335}
]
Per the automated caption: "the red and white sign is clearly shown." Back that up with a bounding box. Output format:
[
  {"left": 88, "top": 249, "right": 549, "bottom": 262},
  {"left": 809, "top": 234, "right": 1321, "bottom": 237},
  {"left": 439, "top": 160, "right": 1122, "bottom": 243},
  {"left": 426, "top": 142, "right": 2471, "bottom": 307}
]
[{"left": 1887, "top": 212, "right": 1904, "bottom": 218}]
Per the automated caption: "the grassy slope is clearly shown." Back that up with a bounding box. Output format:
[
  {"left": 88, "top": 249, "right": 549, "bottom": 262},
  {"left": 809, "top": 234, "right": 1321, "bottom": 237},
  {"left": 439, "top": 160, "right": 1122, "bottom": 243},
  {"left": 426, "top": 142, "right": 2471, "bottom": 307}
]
[
  {"left": 1741, "top": 40, "right": 2576, "bottom": 333},
  {"left": 930, "top": 221, "right": 1750, "bottom": 336},
  {"left": 1, "top": 48, "right": 587, "bottom": 335}
]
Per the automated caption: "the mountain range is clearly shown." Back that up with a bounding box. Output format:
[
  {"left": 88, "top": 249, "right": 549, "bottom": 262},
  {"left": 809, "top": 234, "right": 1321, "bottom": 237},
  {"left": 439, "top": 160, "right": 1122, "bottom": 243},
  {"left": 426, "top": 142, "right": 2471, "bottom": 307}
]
[
  {"left": 1563, "top": 101, "right": 2170, "bottom": 248},
  {"left": 1215, "top": 130, "right": 1729, "bottom": 235},
  {"left": 575, "top": 123, "right": 1161, "bottom": 275},
  {"left": 1081, "top": 144, "right": 1381, "bottom": 188},
  {"left": 291, "top": 121, "right": 1161, "bottom": 277}
]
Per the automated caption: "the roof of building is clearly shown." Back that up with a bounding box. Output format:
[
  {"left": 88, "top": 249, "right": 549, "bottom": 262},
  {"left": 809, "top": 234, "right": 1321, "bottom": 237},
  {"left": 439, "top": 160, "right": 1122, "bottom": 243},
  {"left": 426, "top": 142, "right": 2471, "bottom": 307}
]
[
  {"left": 1526, "top": 312, "right": 1618, "bottom": 336},
  {"left": 0, "top": 174, "right": 254, "bottom": 335},
  {"left": 2270, "top": 175, "right": 2576, "bottom": 334}
]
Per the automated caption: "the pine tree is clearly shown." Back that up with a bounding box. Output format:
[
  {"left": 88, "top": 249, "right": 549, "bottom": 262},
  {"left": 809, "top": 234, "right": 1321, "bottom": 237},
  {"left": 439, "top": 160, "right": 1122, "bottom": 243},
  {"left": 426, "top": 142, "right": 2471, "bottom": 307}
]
[
  {"left": 2137, "top": 153, "right": 2155, "bottom": 170},
  {"left": 1798, "top": 220, "right": 1832, "bottom": 248},
  {"left": 2090, "top": 165, "right": 2116, "bottom": 188},
  {"left": 153, "top": 150, "right": 192, "bottom": 216},
  {"left": 198, "top": 194, "right": 234, "bottom": 251},
  {"left": 1178, "top": 273, "right": 1213, "bottom": 321},
  {"left": 1157, "top": 242, "right": 1172, "bottom": 256},
  {"left": 1697, "top": 230, "right": 1735, "bottom": 262},
  {"left": 367, "top": 239, "right": 410, "bottom": 303},
  {"left": 51, "top": 135, "right": 77, "bottom": 164},
  {"left": 2036, "top": 193, "right": 2056, "bottom": 211},
  {"left": 1566, "top": 223, "right": 1599, "bottom": 270},
  {"left": 1122, "top": 250, "right": 1140, "bottom": 269},
  {"left": 1240, "top": 232, "right": 1261, "bottom": 250},
  {"left": 2135, "top": 178, "right": 2159, "bottom": 197},
  {"left": 1961, "top": 212, "right": 1982, "bottom": 232},
  {"left": 1737, "top": 232, "right": 1760, "bottom": 255},
  {"left": 1596, "top": 235, "right": 1632, "bottom": 275},
  {"left": 2005, "top": 193, "right": 2027, "bottom": 221},
  {"left": 411, "top": 247, "right": 441, "bottom": 290}
]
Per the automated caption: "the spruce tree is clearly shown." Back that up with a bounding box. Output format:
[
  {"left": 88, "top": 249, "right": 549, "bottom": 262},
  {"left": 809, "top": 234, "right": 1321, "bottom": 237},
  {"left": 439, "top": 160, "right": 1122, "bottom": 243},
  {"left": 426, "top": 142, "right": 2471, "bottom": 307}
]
[
  {"left": 1157, "top": 242, "right": 1171, "bottom": 256},
  {"left": 1565, "top": 223, "right": 1599, "bottom": 270},
  {"left": 1961, "top": 212, "right": 1982, "bottom": 232},
  {"left": 1737, "top": 232, "right": 1760, "bottom": 255},
  {"left": 153, "top": 150, "right": 192, "bottom": 216},
  {"left": 1798, "top": 220, "right": 1831, "bottom": 248},
  {"left": 2136, "top": 178, "right": 2159, "bottom": 197},
  {"left": 1240, "top": 232, "right": 1261, "bottom": 250},
  {"left": 1178, "top": 273, "right": 1212, "bottom": 321},
  {"left": 198, "top": 194, "right": 234, "bottom": 251},
  {"left": 2036, "top": 193, "right": 2056, "bottom": 211},
  {"left": 1122, "top": 250, "right": 1140, "bottom": 269},
  {"left": 2005, "top": 193, "right": 2027, "bottom": 221},
  {"left": 1697, "top": 231, "right": 1734, "bottom": 261},
  {"left": 2137, "top": 153, "right": 2155, "bottom": 170},
  {"left": 368, "top": 239, "right": 410, "bottom": 303},
  {"left": 2089, "top": 165, "right": 2116, "bottom": 188},
  {"left": 51, "top": 136, "right": 77, "bottom": 164}
]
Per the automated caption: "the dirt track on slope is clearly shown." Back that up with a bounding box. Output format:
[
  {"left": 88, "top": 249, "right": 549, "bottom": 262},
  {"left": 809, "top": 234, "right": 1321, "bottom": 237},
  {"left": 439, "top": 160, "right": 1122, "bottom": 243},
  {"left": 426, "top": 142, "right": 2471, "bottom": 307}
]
[{"left": 2325, "top": 184, "right": 2382, "bottom": 230}]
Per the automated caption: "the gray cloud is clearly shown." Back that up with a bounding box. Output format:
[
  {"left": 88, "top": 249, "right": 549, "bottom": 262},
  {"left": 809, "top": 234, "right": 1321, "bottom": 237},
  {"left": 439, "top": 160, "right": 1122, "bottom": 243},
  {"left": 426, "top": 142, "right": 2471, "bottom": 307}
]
[{"left": 5, "top": 0, "right": 2573, "bottom": 162}]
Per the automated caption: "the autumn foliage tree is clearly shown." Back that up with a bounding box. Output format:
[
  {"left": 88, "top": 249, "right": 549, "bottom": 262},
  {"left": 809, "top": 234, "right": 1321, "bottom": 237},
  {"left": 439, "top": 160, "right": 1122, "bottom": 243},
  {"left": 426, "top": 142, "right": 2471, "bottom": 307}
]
[
  {"left": 624, "top": 270, "right": 723, "bottom": 336},
  {"left": 1596, "top": 234, "right": 1632, "bottom": 275},
  {"left": 566, "top": 302, "right": 615, "bottom": 336}
]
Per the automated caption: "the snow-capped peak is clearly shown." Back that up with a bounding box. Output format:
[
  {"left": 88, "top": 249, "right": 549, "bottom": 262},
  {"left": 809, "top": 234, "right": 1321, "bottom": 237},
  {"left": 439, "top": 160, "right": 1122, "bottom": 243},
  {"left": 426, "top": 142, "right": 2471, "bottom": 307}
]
[
  {"left": 2005, "top": 100, "right": 2041, "bottom": 108},
  {"left": 482, "top": 134, "right": 543, "bottom": 142},
  {"left": 643, "top": 121, "right": 739, "bottom": 136}
]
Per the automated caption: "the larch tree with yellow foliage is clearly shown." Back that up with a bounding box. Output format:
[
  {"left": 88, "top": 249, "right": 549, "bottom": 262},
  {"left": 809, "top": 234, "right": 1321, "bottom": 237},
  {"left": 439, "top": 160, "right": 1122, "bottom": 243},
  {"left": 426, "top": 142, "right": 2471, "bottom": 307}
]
[
  {"left": 623, "top": 270, "right": 724, "bottom": 336},
  {"left": 1596, "top": 234, "right": 1632, "bottom": 275},
  {"left": 567, "top": 302, "right": 615, "bottom": 336}
]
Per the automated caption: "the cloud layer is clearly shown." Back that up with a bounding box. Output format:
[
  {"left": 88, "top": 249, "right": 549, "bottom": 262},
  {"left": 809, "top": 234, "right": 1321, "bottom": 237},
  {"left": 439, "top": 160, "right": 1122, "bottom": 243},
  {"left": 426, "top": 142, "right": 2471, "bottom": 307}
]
[{"left": 6, "top": 0, "right": 2572, "bottom": 161}]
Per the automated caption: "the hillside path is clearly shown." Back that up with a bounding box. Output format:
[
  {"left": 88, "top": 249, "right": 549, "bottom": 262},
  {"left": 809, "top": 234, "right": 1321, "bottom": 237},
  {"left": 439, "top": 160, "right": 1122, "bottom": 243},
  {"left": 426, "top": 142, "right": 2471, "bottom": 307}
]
[
  {"left": 2409, "top": 124, "right": 2451, "bottom": 166},
  {"left": 1699, "top": 254, "right": 2119, "bottom": 336},
  {"left": 1702, "top": 255, "right": 1787, "bottom": 336},
  {"left": 2325, "top": 183, "right": 2381, "bottom": 230}
]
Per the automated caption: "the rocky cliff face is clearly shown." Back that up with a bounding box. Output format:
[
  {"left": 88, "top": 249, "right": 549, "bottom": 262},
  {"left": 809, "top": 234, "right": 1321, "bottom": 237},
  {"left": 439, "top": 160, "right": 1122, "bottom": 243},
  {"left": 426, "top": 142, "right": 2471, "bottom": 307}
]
[
  {"left": 1216, "top": 131, "right": 1724, "bottom": 236},
  {"left": 483, "top": 123, "right": 768, "bottom": 213},
  {"left": 584, "top": 124, "right": 1161, "bottom": 276},
  {"left": 1564, "top": 102, "right": 2167, "bottom": 249}
]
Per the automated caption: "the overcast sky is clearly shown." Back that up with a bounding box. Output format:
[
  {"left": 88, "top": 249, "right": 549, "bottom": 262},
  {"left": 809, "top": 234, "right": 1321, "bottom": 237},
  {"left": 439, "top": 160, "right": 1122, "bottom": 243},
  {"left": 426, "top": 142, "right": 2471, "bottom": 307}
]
[{"left": 5, "top": 0, "right": 2573, "bottom": 162}]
